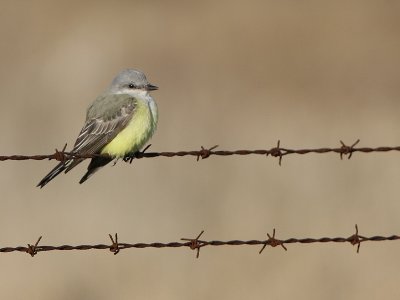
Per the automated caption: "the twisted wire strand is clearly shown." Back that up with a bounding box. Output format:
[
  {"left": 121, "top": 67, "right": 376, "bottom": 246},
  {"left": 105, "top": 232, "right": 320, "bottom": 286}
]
[
  {"left": 2, "top": 140, "right": 400, "bottom": 164},
  {"left": 3, "top": 226, "right": 399, "bottom": 257}
]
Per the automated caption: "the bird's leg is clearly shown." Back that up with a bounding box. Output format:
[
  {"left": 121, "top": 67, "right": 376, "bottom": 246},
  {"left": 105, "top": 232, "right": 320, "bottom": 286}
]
[
  {"left": 123, "top": 144, "right": 152, "bottom": 164},
  {"left": 122, "top": 153, "right": 135, "bottom": 163}
]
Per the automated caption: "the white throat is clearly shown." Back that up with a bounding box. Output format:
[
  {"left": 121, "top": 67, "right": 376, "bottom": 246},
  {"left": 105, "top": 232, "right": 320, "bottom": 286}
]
[{"left": 116, "top": 88, "right": 149, "bottom": 98}]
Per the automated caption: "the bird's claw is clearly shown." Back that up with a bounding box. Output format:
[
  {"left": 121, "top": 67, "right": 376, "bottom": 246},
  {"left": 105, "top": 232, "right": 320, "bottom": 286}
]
[
  {"left": 123, "top": 144, "right": 152, "bottom": 164},
  {"left": 123, "top": 153, "right": 137, "bottom": 164}
]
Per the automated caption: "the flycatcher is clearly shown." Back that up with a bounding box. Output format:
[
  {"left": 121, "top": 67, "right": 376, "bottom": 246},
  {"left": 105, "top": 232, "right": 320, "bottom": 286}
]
[{"left": 37, "top": 68, "right": 158, "bottom": 188}]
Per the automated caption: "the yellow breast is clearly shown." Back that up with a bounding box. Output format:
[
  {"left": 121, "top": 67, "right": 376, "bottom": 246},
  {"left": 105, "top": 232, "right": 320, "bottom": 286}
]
[{"left": 101, "top": 99, "right": 156, "bottom": 157}]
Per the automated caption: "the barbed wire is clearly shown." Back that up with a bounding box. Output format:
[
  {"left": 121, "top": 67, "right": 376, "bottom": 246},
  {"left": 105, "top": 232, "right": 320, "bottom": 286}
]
[
  {"left": 3, "top": 140, "right": 400, "bottom": 165},
  {"left": 1, "top": 225, "right": 399, "bottom": 258},
  {"left": 2, "top": 143, "right": 399, "bottom": 257}
]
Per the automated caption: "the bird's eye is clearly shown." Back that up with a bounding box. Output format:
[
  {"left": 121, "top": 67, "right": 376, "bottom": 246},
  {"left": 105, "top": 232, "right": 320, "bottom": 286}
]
[{"left": 128, "top": 83, "right": 135, "bottom": 88}]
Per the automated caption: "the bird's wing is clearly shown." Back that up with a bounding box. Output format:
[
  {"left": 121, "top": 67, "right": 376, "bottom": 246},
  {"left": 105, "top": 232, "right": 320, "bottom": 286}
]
[
  {"left": 38, "top": 95, "right": 138, "bottom": 187},
  {"left": 73, "top": 101, "right": 137, "bottom": 154},
  {"left": 63, "top": 99, "right": 137, "bottom": 173}
]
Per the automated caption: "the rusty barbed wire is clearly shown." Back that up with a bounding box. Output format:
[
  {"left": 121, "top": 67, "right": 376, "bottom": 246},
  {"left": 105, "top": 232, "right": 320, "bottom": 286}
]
[
  {"left": 1, "top": 225, "right": 399, "bottom": 258},
  {"left": 2, "top": 140, "right": 400, "bottom": 164}
]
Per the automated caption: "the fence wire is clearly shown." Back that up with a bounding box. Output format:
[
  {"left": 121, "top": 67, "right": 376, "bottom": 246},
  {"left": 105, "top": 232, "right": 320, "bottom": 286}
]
[
  {"left": 1, "top": 226, "right": 399, "bottom": 258},
  {"left": 2, "top": 140, "right": 400, "bottom": 165},
  {"left": 0, "top": 140, "right": 400, "bottom": 161},
  {"left": 1, "top": 143, "right": 399, "bottom": 257}
]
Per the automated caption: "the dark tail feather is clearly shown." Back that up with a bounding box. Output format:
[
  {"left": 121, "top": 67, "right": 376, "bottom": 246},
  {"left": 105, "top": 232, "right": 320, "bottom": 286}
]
[
  {"left": 64, "top": 158, "right": 85, "bottom": 174},
  {"left": 79, "top": 157, "right": 113, "bottom": 184},
  {"left": 37, "top": 160, "right": 71, "bottom": 188}
]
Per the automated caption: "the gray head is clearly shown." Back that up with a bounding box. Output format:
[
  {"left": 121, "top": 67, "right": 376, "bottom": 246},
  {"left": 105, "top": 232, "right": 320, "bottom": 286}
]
[{"left": 108, "top": 69, "right": 158, "bottom": 94}]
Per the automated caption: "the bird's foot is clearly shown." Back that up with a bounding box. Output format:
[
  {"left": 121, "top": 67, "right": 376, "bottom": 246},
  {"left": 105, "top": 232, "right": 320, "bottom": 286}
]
[{"left": 123, "top": 144, "right": 152, "bottom": 164}]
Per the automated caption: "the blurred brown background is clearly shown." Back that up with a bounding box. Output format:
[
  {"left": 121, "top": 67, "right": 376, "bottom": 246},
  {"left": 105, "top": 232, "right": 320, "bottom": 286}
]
[{"left": 1, "top": 0, "right": 400, "bottom": 299}]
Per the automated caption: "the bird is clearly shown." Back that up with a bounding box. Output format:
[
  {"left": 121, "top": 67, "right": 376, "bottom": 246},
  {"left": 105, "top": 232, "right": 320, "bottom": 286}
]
[{"left": 37, "top": 68, "right": 158, "bottom": 188}]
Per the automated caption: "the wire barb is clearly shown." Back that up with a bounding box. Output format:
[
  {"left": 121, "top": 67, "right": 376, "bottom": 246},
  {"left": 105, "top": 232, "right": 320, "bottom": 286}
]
[
  {"left": 197, "top": 145, "right": 218, "bottom": 161},
  {"left": 109, "top": 233, "right": 120, "bottom": 255},
  {"left": 26, "top": 236, "right": 42, "bottom": 257},
  {"left": 181, "top": 230, "right": 205, "bottom": 258},
  {"left": 54, "top": 143, "right": 68, "bottom": 162},
  {"left": 340, "top": 139, "right": 360, "bottom": 160},
  {"left": 269, "top": 140, "right": 284, "bottom": 165},
  {"left": 259, "top": 228, "right": 287, "bottom": 254},
  {"left": 348, "top": 224, "right": 363, "bottom": 253}
]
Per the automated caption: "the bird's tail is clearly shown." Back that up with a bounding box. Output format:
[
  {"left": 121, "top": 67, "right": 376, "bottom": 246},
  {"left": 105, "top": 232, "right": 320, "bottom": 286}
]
[
  {"left": 79, "top": 156, "right": 113, "bottom": 184},
  {"left": 37, "top": 160, "right": 72, "bottom": 188}
]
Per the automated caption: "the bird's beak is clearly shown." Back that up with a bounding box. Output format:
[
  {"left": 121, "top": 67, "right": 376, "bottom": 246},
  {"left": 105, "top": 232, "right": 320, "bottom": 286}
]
[{"left": 146, "top": 84, "right": 158, "bottom": 91}]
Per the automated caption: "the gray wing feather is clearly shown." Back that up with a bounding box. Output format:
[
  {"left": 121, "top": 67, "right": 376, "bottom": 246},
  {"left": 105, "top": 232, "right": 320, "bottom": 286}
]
[
  {"left": 37, "top": 95, "right": 137, "bottom": 187},
  {"left": 74, "top": 102, "right": 136, "bottom": 153},
  {"left": 64, "top": 101, "right": 136, "bottom": 173}
]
